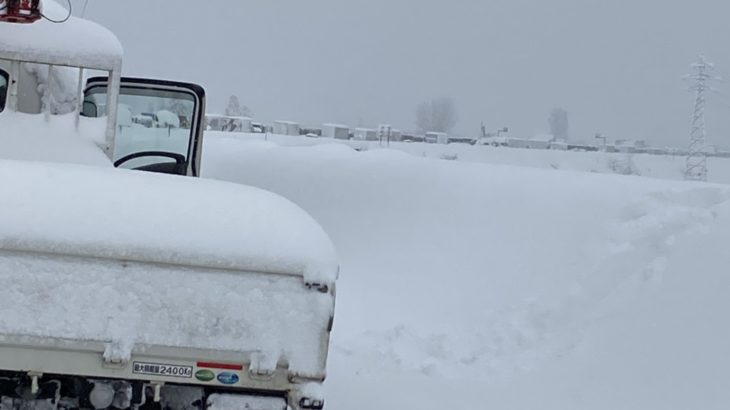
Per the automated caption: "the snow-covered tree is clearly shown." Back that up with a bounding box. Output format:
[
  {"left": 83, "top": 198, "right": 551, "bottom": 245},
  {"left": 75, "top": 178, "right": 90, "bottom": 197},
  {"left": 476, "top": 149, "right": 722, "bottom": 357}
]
[
  {"left": 416, "top": 97, "right": 457, "bottom": 133},
  {"left": 225, "top": 95, "right": 253, "bottom": 118},
  {"left": 549, "top": 107, "right": 569, "bottom": 140},
  {"left": 165, "top": 98, "right": 193, "bottom": 117}
]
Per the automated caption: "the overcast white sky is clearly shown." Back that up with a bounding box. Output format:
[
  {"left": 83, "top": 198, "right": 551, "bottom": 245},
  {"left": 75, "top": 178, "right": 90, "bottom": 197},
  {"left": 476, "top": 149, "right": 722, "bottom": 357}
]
[{"left": 73, "top": 0, "right": 730, "bottom": 147}]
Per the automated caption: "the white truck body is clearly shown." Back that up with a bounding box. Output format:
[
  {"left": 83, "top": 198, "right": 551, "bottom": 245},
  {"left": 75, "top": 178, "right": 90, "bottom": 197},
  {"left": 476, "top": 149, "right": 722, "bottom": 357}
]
[{"left": 0, "top": 2, "right": 336, "bottom": 408}]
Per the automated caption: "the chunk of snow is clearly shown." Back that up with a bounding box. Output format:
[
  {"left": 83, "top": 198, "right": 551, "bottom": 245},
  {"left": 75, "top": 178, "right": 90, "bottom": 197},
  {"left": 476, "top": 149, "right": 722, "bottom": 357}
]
[
  {"left": 156, "top": 109, "right": 180, "bottom": 128},
  {"left": 0, "top": 112, "right": 110, "bottom": 166},
  {"left": 207, "top": 394, "right": 286, "bottom": 410},
  {"left": 23, "top": 63, "right": 79, "bottom": 114},
  {"left": 0, "top": 0, "right": 122, "bottom": 71}
]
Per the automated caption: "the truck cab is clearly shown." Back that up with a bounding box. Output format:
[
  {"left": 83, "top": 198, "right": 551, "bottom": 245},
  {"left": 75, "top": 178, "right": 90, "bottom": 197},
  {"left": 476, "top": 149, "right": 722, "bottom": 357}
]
[{"left": 0, "top": 16, "right": 205, "bottom": 177}]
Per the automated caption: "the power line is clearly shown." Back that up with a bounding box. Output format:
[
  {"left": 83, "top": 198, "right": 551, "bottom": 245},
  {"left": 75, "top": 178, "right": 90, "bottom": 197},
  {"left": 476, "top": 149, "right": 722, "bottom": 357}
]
[{"left": 41, "top": 0, "right": 72, "bottom": 23}]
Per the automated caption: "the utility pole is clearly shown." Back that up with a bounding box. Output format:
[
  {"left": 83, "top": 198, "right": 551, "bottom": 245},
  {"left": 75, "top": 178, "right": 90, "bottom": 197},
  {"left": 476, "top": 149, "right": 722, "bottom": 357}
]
[
  {"left": 685, "top": 55, "right": 719, "bottom": 181},
  {"left": 378, "top": 124, "right": 392, "bottom": 147},
  {"left": 595, "top": 133, "right": 607, "bottom": 151}
]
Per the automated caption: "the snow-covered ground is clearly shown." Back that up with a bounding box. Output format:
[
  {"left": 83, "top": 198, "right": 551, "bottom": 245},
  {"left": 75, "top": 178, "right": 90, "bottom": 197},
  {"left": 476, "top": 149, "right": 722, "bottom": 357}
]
[{"left": 203, "top": 134, "right": 730, "bottom": 409}]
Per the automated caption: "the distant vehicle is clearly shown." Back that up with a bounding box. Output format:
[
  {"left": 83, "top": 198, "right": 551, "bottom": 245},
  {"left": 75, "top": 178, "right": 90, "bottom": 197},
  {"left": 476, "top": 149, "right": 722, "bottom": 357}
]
[
  {"left": 251, "top": 121, "right": 266, "bottom": 133},
  {"left": 133, "top": 112, "right": 158, "bottom": 128},
  {"left": 206, "top": 114, "right": 252, "bottom": 133}
]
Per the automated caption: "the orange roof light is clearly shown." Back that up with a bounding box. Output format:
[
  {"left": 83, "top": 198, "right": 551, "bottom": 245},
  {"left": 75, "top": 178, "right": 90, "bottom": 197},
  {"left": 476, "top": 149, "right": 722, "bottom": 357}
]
[{"left": 0, "top": 0, "right": 42, "bottom": 24}]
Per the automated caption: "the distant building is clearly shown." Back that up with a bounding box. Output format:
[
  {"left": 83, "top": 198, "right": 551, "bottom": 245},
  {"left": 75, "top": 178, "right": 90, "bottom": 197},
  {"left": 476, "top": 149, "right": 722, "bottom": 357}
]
[
  {"left": 501, "top": 135, "right": 553, "bottom": 150},
  {"left": 498, "top": 134, "right": 555, "bottom": 150},
  {"left": 300, "top": 127, "right": 323, "bottom": 137},
  {"left": 273, "top": 120, "right": 300, "bottom": 136},
  {"left": 528, "top": 134, "right": 555, "bottom": 149},
  {"left": 322, "top": 123, "right": 350, "bottom": 140},
  {"left": 401, "top": 133, "right": 425, "bottom": 143},
  {"left": 425, "top": 132, "right": 449, "bottom": 144},
  {"left": 549, "top": 139, "right": 568, "bottom": 150},
  {"left": 448, "top": 135, "right": 477, "bottom": 144},
  {"left": 567, "top": 143, "right": 600, "bottom": 152},
  {"left": 206, "top": 114, "right": 253, "bottom": 133},
  {"left": 615, "top": 139, "right": 647, "bottom": 154},
  {"left": 477, "top": 136, "right": 508, "bottom": 147},
  {"left": 354, "top": 128, "right": 377, "bottom": 141}
]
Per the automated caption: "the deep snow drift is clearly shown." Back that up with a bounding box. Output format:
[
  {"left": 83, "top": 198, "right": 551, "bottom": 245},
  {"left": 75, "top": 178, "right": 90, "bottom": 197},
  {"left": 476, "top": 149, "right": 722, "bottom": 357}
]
[{"left": 203, "top": 135, "right": 730, "bottom": 409}]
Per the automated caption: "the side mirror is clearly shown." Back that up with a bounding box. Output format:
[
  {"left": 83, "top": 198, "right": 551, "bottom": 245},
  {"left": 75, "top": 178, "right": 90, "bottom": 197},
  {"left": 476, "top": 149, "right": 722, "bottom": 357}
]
[{"left": 82, "top": 101, "right": 98, "bottom": 117}]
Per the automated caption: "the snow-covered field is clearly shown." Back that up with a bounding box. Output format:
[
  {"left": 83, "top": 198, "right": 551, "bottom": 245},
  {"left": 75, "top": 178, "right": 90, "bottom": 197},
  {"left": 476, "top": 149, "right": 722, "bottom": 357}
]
[
  {"left": 214, "top": 132, "right": 730, "bottom": 184},
  {"left": 203, "top": 134, "right": 730, "bottom": 409}
]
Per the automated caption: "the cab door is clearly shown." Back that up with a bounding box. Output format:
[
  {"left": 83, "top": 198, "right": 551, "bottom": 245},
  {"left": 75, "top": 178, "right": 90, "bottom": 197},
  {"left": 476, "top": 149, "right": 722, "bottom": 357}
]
[{"left": 82, "top": 77, "right": 206, "bottom": 177}]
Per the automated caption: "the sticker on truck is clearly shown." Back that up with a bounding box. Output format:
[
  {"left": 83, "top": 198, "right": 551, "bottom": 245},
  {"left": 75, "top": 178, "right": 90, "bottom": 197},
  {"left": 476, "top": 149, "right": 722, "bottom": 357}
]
[
  {"left": 216, "top": 372, "right": 240, "bottom": 385},
  {"left": 133, "top": 362, "right": 193, "bottom": 378}
]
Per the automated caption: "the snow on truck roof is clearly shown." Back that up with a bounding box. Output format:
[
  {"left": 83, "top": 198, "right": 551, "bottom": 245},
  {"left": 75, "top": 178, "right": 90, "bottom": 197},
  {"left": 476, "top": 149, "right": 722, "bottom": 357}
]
[
  {"left": 0, "top": 159, "right": 338, "bottom": 284},
  {"left": 0, "top": 1, "right": 122, "bottom": 71}
]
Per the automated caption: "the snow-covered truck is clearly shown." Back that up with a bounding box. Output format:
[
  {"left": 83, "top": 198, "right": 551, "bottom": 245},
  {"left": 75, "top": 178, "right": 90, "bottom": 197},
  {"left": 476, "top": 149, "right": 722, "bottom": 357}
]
[{"left": 0, "top": 2, "right": 336, "bottom": 409}]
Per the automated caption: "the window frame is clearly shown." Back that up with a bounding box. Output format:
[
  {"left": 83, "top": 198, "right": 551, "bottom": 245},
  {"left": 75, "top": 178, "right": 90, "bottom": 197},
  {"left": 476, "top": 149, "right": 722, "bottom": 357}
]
[{"left": 0, "top": 68, "right": 9, "bottom": 113}]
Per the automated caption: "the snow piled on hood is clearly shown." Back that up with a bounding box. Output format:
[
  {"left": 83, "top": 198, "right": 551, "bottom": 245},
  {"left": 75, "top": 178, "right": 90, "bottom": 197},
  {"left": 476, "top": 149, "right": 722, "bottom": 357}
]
[{"left": 0, "top": 159, "right": 338, "bottom": 283}]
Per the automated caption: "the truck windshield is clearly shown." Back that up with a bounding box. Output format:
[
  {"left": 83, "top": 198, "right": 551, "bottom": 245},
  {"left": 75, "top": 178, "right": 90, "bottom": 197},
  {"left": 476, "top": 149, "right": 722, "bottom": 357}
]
[
  {"left": 0, "top": 69, "right": 8, "bottom": 113},
  {"left": 83, "top": 84, "right": 196, "bottom": 172}
]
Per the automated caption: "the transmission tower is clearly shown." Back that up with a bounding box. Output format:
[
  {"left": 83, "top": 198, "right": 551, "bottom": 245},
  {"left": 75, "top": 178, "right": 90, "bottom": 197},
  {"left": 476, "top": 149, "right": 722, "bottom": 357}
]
[{"left": 684, "top": 55, "right": 718, "bottom": 181}]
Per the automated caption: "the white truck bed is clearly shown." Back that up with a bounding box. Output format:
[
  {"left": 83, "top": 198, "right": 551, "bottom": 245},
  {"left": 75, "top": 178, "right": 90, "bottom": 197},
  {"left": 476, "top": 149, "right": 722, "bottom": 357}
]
[
  {"left": 0, "top": 158, "right": 337, "bottom": 398},
  {"left": 0, "top": 250, "right": 333, "bottom": 378}
]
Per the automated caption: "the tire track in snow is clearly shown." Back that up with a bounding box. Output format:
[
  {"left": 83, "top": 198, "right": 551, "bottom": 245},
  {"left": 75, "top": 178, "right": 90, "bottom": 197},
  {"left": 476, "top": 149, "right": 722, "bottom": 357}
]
[{"left": 332, "top": 186, "right": 730, "bottom": 381}]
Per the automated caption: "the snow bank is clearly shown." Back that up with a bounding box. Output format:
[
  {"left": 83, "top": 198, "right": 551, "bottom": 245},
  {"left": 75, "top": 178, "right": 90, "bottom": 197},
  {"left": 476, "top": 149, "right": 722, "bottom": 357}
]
[
  {"left": 202, "top": 136, "right": 730, "bottom": 409},
  {"left": 207, "top": 394, "right": 285, "bottom": 410},
  {"left": 23, "top": 63, "right": 80, "bottom": 114},
  {"left": 0, "top": 111, "right": 110, "bottom": 165},
  {"left": 0, "top": 159, "right": 338, "bottom": 284},
  {"left": 156, "top": 110, "right": 180, "bottom": 128},
  {"left": 0, "top": 0, "right": 122, "bottom": 71}
]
